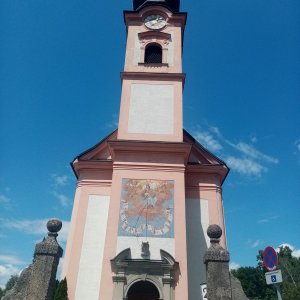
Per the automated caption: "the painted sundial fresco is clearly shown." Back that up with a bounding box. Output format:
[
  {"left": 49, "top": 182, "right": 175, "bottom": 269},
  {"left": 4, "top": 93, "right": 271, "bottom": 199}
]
[{"left": 118, "top": 179, "right": 174, "bottom": 238}]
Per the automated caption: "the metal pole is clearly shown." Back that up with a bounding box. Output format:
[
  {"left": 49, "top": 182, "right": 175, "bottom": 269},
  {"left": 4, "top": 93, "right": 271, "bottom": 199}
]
[{"left": 275, "top": 284, "right": 283, "bottom": 300}]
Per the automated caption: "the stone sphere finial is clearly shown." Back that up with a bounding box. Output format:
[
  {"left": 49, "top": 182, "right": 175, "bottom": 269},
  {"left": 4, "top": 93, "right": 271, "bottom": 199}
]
[
  {"left": 207, "top": 224, "right": 222, "bottom": 240},
  {"left": 47, "top": 218, "right": 62, "bottom": 233}
]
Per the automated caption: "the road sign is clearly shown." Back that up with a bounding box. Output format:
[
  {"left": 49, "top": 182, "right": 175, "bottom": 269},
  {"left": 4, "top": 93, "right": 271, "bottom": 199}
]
[
  {"left": 265, "top": 270, "right": 283, "bottom": 285},
  {"left": 263, "top": 246, "right": 278, "bottom": 271}
]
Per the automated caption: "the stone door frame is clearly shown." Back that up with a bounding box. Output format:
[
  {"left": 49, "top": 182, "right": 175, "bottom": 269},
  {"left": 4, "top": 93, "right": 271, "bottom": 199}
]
[{"left": 111, "top": 249, "right": 179, "bottom": 300}]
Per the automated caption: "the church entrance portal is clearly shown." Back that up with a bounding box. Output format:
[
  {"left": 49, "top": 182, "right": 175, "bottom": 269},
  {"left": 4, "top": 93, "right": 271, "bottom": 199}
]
[{"left": 127, "top": 281, "right": 160, "bottom": 300}]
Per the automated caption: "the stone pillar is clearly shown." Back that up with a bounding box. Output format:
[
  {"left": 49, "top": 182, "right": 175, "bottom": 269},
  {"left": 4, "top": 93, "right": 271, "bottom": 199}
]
[
  {"left": 112, "top": 274, "right": 126, "bottom": 300},
  {"left": 3, "top": 219, "right": 63, "bottom": 300},
  {"left": 203, "top": 224, "right": 232, "bottom": 300}
]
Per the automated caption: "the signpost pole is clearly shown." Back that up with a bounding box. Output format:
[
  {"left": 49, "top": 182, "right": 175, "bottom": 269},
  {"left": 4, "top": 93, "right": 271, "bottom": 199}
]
[
  {"left": 275, "top": 284, "right": 283, "bottom": 300},
  {"left": 263, "top": 246, "right": 283, "bottom": 300}
]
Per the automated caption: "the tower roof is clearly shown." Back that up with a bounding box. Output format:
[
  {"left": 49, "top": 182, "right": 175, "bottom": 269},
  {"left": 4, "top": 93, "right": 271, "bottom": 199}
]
[{"left": 133, "top": 0, "right": 180, "bottom": 12}]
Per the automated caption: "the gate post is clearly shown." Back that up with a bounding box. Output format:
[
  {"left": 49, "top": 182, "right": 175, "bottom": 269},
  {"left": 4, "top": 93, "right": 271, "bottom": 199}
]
[
  {"left": 204, "top": 224, "right": 232, "bottom": 300},
  {"left": 3, "top": 219, "right": 63, "bottom": 300}
]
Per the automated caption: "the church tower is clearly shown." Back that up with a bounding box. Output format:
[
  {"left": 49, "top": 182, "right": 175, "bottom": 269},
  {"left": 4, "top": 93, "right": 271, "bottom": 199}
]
[{"left": 62, "top": 1, "right": 229, "bottom": 299}]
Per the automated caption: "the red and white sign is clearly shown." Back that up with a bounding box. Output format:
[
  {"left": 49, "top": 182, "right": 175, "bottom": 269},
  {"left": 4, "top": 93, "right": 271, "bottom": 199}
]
[{"left": 263, "top": 246, "right": 278, "bottom": 271}]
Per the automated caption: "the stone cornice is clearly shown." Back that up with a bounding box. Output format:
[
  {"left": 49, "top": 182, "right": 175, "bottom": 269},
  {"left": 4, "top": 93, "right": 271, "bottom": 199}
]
[
  {"left": 138, "top": 31, "right": 171, "bottom": 41},
  {"left": 123, "top": 6, "right": 187, "bottom": 31},
  {"left": 72, "top": 159, "right": 113, "bottom": 179},
  {"left": 107, "top": 140, "right": 192, "bottom": 166},
  {"left": 121, "top": 72, "right": 186, "bottom": 86},
  {"left": 112, "top": 163, "right": 185, "bottom": 173},
  {"left": 186, "top": 164, "right": 229, "bottom": 185},
  {"left": 76, "top": 180, "right": 112, "bottom": 188}
]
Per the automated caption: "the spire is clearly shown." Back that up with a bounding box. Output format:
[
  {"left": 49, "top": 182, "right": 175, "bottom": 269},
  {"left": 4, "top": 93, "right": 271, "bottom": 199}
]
[{"left": 133, "top": 0, "right": 180, "bottom": 12}]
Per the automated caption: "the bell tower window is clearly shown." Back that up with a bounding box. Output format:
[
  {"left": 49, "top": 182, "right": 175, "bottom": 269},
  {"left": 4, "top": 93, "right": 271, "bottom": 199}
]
[
  {"left": 145, "top": 43, "right": 162, "bottom": 64},
  {"left": 137, "top": 31, "right": 171, "bottom": 66}
]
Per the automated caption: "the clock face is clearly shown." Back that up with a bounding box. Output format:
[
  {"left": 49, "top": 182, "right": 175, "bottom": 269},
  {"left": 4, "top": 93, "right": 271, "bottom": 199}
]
[
  {"left": 144, "top": 15, "right": 166, "bottom": 30},
  {"left": 118, "top": 179, "right": 174, "bottom": 238}
]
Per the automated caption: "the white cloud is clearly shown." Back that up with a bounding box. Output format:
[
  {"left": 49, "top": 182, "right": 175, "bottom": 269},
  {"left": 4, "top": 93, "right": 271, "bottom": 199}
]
[
  {"left": 233, "top": 142, "right": 278, "bottom": 164},
  {"left": 226, "top": 157, "right": 266, "bottom": 176},
  {"left": 257, "top": 215, "right": 279, "bottom": 224},
  {"left": 229, "top": 262, "right": 240, "bottom": 270},
  {"left": 0, "top": 264, "right": 21, "bottom": 288},
  {"left": 250, "top": 240, "right": 261, "bottom": 248},
  {"left": 295, "top": 140, "right": 300, "bottom": 152},
  {"left": 57, "top": 257, "right": 64, "bottom": 280},
  {"left": 50, "top": 174, "right": 71, "bottom": 207},
  {"left": 257, "top": 218, "right": 269, "bottom": 224},
  {"left": 293, "top": 249, "right": 300, "bottom": 258},
  {"left": 295, "top": 140, "right": 300, "bottom": 164},
  {"left": 194, "top": 130, "right": 222, "bottom": 152},
  {"left": 192, "top": 126, "right": 278, "bottom": 177},
  {"left": 0, "top": 255, "right": 24, "bottom": 265},
  {"left": 0, "top": 195, "right": 10, "bottom": 204},
  {"left": 0, "top": 219, "right": 48, "bottom": 235},
  {"left": 58, "top": 222, "right": 70, "bottom": 244},
  {"left": 53, "top": 192, "right": 70, "bottom": 207},
  {"left": 276, "top": 243, "right": 300, "bottom": 258},
  {"left": 250, "top": 136, "right": 258, "bottom": 143},
  {"left": 52, "top": 174, "right": 69, "bottom": 186},
  {"left": 0, "top": 218, "right": 70, "bottom": 244},
  {"left": 209, "top": 126, "right": 222, "bottom": 137},
  {"left": 105, "top": 113, "right": 119, "bottom": 129}
]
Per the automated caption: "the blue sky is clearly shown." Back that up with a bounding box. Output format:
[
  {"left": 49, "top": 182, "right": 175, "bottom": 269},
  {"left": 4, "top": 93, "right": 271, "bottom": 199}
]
[{"left": 0, "top": 0, "right": 299, "bottom": 287}]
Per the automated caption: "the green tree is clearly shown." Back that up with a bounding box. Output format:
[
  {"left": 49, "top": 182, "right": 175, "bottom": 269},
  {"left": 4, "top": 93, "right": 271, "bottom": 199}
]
[
  {"left": 53, "top": 277, "right": 68, "bottom": 300},
  {"left": 4, "top": 275, "right": 18, "bottom": 292},
  {"left": 278, "top": 246, "right": 299, "bottom": 285},
  {"left": 233, "top": 245, "right": 300, "bottom": 299},
  {"left": 282, "top": 282, "right": 300, "bottom": 300},
  {"left": 0, "top": 275, "right": 19, "bottom": 299},
  {"left": 231, "top": 267, "right": 276, "bottom": 299},
  {"left": 277, "top": 246, "right": 300, "bottom": 299}
]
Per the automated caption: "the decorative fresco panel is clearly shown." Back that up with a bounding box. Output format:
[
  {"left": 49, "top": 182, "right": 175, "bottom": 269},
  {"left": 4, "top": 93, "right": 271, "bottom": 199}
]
[{"left": 118, "top": 179, "right": 174, "bottom": 238}]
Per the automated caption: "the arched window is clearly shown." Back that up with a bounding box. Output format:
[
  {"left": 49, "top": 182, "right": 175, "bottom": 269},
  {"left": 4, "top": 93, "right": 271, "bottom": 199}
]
[
  {"left": 144, "top": 43, "right": 162, "bottom": 64},
  {"left": 127, "top": 280, "right": 160, "bottom": 300}
]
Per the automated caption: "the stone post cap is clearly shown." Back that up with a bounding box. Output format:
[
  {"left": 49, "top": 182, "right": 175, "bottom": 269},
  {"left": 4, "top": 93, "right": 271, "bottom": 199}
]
[
  {"left": 34, "top": 218, "right": 63, "bottom": 257},
  {"left": 207, "top": 224, "right": 222, "bottom": 241},
  {"left": 47, "top": 218, "right": 62, "bottom": 235},
  {"left": 204, "top": 224, "right": 230, "bottom": 263}
]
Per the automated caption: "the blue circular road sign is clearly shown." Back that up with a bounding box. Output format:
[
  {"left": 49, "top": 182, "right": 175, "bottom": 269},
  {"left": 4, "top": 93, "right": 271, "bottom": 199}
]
[{"left": 263, "top": 246, "right": 278, "bottom": 271}]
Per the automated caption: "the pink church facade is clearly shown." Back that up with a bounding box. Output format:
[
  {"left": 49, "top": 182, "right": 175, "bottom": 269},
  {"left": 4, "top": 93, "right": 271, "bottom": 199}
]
[{"left": 62, "top": 1, "right": 229, "bottom": 299}]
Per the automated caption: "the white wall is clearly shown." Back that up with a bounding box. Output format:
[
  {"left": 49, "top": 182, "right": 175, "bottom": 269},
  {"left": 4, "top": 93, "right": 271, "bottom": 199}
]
[
  {"left": 117, "top": 236, "right": 175, "bottom": 259},
  {"left": 128, "top": 84, "right": 174, "bottom": 135},
  {"left": 75, "top": 195, "right": 110, "bottom": 300},
  {"left": 186, "top": 198, "right": 209, "bottom": 300}
]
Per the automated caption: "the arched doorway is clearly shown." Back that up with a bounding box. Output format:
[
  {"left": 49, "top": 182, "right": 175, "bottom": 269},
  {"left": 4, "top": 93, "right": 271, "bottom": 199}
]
[{"left": 127, "top": 280, "right": 160, "bottom": 300}]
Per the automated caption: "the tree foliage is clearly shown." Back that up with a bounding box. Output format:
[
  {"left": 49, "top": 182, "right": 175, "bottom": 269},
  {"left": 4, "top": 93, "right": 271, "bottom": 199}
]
[
  {"left": 0, "top": 287, "right": 4, "bottom": 300},
  {"left": 232, "top": 245, "right": 300, "bottom": 300},
  {"left": 53, "top": 277, "right": 68, "bottom": 300},
  {"left": 0, "top": 275, "right": 19, "bottom": 299},
  {"left": 4, "top": 275, "right": 18, "bottom": 292},
  {"left": 231, "top": 267, "right": 276, "bottom": 299}
]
